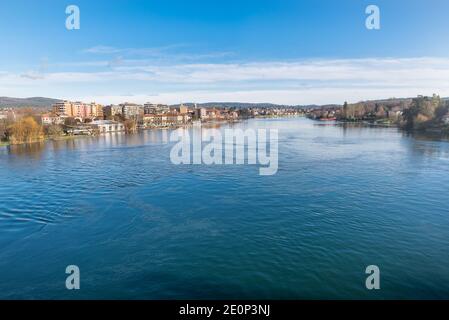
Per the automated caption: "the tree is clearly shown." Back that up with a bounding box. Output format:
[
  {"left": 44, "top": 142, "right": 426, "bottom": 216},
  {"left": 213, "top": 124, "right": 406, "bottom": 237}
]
[
  {"left": 44, "top": 124, "right": 64, "bottom": 137},
  {"left": 64, "top": 117, "right": 80, "bottom": 126},
  {"left": 6, "top": 117, "right": 44, "bottom": 144},
  {"left": 434, "top": 100, "right": 449, "bottom": 120},
  {"left": 403, "top": 95, "right": 440, "bottom": 130},
  {"left": 0, "top": 121, "right": 7, "bottom": 141},
  {"left": 342, "top": 101, "right": 348, "bottom": 119},
  {"left": 124, "top": 119, "right": 137, "bottom": 133}
]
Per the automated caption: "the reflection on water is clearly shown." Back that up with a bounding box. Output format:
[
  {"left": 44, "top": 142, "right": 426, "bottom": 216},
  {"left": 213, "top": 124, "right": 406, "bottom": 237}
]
[
  {"left": 4, "top": 141, "right": 47, "bottom": 159},
  {"left": 1, "top": 118, "right": 449, "bottom": 299}
]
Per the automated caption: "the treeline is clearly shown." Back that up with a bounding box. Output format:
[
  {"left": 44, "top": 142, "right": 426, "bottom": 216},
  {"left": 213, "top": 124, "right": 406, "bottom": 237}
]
[
  {"left": 341, "top": 98, "right": 412, "bottom": 122},
  {"left": 1, "top": 110, "right": 67, "bottom": 145},
  {"left": 340, "top": 95, "right": 449, "bottom": 131},
  {"left": 402, "top": 95, "right": 449, "bottom": 131},
  {"left": 1, "top": 117, "right": 45, "bottom": 145}
]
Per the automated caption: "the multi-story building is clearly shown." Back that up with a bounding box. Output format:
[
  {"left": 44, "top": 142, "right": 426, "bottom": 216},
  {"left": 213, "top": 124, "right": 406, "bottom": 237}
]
[
  {"left": 178, "top": 104, "right": 189, "bottom": 114},
  {"left": 53, "top": 101, "right": 73, "bottom": 116},
  {"left": 166, "top": 113, "right": 191, "bottom": 125},
  {"left": 103, "top": 105, "right": 123, "bottom": 118},
  {"left": 89, "top": 103, "right": 104, "bottom": 119},
  {"left": 53, "top": 101, "right": 103, "bottom": 119},
  {"left": 194, "top": 108, "right": 207, "bottom": 120},
  {"left": 144, "top": 103, "right": 170, "bottom": 115},
  {"left": 121, "top": 103, "right": 143, "bottom": 119}
]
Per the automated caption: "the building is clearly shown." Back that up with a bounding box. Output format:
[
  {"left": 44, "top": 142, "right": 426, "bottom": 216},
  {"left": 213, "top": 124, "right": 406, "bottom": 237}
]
[
  {"left": 166, "top": 113, "right": 191, "bottom": 125},
  {"left": 53, "top": 101, "right": 103, "bottom": 119},
  {"left": 53, "top": 101, "right": 73, "bottom": 116},
  {"left": 90, "top": 120, "right": 125, "bottom": 134},
  {"left": 89, "top": 103, "right": 104, "bottom": 119},
  {"left": 194, "top": 108, "right": 207, "bottom": 120},
  {"left": 104, "top": 105, "right": 123, "bottom": 118},
  {"left": 41, "top": 114, "right": 68, "bottom": 125},
  {"left": 178, "top": 104, "right": 189, "bottom": 114},
  {"left": 142, "top": 114, "right": 156, "bottom": 127},
  {"left": 144, "top": 103, "right": 170, "bottom": 115},
  {"left": 121, "top": 103, "right": 143, "bottom": 119},
  {"left": 66, "top": 125, "right": 95, "bottom": 136},
  {"left": 154, "top": 115, "right": 168, "bottom": 126}
]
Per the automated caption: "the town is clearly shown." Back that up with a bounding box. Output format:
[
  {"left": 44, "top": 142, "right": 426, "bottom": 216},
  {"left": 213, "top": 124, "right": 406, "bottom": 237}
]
[
  {"left": 2, "top": 94, "right": 449, "bottom": 146},
  {"left": 0, "top": 100, "right": 301, "bottom": 145}
]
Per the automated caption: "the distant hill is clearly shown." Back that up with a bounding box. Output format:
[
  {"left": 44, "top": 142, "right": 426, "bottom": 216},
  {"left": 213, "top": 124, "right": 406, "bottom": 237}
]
[
  {"left": 0, "top": 97, "right": 61, "bottom": 108},
  {"left": 171, "top": 102, "right": 298, "bottom": 109}
]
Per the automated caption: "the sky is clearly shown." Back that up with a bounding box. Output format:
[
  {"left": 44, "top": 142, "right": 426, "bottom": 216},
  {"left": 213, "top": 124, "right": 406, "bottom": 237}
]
[{"left": 1, "top": 0, "right": 449, "bottom": 105}]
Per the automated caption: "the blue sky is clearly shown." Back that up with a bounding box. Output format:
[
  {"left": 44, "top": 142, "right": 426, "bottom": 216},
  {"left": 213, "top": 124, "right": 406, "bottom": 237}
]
[{"left": 1, "top": 0, "right": 449, "bottom": 104}]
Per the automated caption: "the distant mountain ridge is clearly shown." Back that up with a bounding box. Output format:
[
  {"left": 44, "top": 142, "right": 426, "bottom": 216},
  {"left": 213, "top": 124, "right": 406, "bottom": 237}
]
[
  {"left": 171, "top": 102, "right": 296, "bottom": 109},
  {"left": 0, "top": 97, "right": 61, "bottom": 108},
  {"left": 2, "top": 96, "right": 447, "bottom": 109}
]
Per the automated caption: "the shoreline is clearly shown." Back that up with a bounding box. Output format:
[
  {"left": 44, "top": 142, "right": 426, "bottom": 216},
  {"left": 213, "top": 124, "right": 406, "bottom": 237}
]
[
  {"left": 0, "top": 118, "right": 246, "bottom": 148},
  {"left": 3, "top": 116, "right": 449, "bottom": 148},
  {"left": 318, "top": 118, "right": 449, "bottom": 136}
]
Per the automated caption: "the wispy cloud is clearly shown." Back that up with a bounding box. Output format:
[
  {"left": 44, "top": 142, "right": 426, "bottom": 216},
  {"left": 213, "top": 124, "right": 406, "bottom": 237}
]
[
  {"left": 20, "top": 71, "right": 45, "bottom": 80},
  {"left": 3, "top": 57, "right": 449, "bottom": 104},
  {"left": 83, "top": 44, "right": 186, "bottom": 55},
  {"left": 82, "top": 45, "right": 234, "bottom": 63}
]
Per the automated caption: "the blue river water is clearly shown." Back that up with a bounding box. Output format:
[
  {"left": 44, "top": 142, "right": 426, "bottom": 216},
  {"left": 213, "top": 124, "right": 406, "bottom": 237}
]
[{"left": 1, "top": 117, "right": 449, "bottom": 299}]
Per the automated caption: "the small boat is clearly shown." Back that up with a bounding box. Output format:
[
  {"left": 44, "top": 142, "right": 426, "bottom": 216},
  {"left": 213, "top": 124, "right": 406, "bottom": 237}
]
[{"left": 318, "top": 117, "right": 337, "bottom": 121}]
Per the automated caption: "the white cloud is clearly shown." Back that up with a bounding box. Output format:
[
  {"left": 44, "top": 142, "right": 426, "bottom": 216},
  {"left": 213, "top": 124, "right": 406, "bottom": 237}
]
[{"left": 2, "top": 57, "right": 449, "bottom": 104}]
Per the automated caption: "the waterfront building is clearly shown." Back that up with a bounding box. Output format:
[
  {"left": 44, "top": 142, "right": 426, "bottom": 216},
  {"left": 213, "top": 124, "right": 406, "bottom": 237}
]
[
  {"left": 166, "top": 113, "right": 191, "bottom": 125},
  {"left": 66, "top": 124, "right": 94, "bottom": 136},
  {"left": 41, "top": 114, "right": 68, "bottom": 125},
  {"left": 143, "top": 114, "right": 156, "bottom": 126},
  {"left": 90, "top": 120, "right": 125, "bottom": 134}
]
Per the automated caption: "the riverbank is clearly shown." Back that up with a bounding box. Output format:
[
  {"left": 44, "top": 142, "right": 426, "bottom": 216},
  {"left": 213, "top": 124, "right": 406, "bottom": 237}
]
[{"left": 331, "top": 118, "right": 449, "bottom": 135}]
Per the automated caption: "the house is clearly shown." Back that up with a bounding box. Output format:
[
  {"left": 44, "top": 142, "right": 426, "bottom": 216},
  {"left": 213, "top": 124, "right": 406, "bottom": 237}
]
[
  {"left": 90, "top": 120, "right": 125, "bottom": 133},
  {"left": 66, "top": 125, "right": 94, "bottom": 136},
  {"left": 166, "top": 113, "right": 191, "bottom": 125},
  {"left": 41, "top": 114, "right": 68, "bottom": 125}
]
